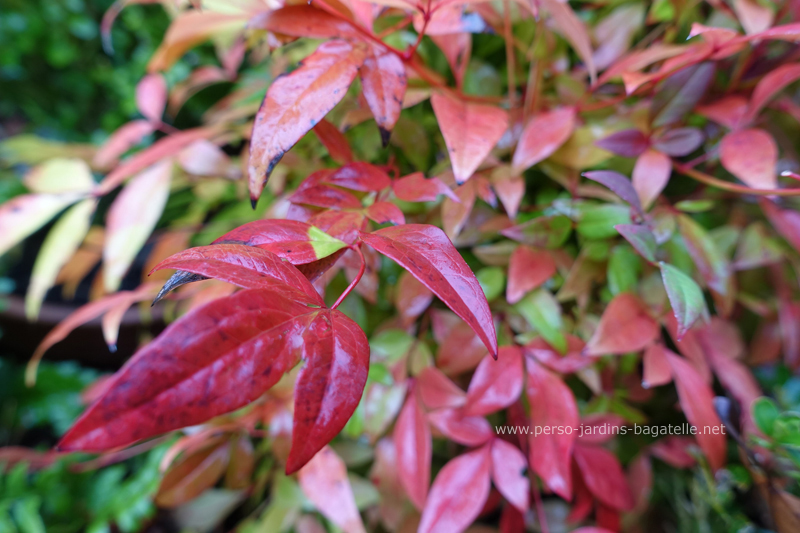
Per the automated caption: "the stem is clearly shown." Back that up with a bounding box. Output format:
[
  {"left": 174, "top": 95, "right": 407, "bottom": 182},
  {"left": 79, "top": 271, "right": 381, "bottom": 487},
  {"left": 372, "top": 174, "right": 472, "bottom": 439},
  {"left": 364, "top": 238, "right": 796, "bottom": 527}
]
[
  {"left": 673, "top": 161, "right": 800, "bottom": 197},
  {"left": 332, "top": 245, "right": 366, "bottom": 309}
]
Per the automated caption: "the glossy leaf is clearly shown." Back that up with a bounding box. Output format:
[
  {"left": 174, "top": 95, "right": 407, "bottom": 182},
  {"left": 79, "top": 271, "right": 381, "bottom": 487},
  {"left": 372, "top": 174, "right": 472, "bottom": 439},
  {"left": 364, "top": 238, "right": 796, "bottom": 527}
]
[
  {"left": 360, "top": 224, "right": 497, "bottom": 357},
  {"left": 360, "top": 44, "right": 407, "bottom": 143},
  {"left": 719, "top": 128, "right": 777, "bottom": 189},
  {"left": 104, "top": 160, "right": 172, "bottom": 292},
  {"left": 151, "top": 244, "right": 323, "bottom": 305},
  {"left": 512, "top": 107, "right": 576, "bottom": 173},
  {"left": 326, "top": 162, "right": 392, "bottom": 192},
  {"left": 586, "top": 293, "right": 659, "bottom": 355},
  {"left": 526, "top": 358, "right": 578, "bottom": 500},
  {"left": 665, "top": 351, "right": 727, "bottom": 471},
  {"left": 248, "top": 40, "right": 367, "bottom": 203},
  {"left": 394, "top": 391, "right": 431, "bottom": 510},
  {"left": 491, "top": 439, "right": 530, "bottom": 512},
  {"left": 418, "top": 446, "right": 492, "bottom": 533},
  {"left": 463, "top": 346, "right": 523, "bottom": 416},
  {"left": 431, "top": 93, "right": 508, "bottom": 184}
]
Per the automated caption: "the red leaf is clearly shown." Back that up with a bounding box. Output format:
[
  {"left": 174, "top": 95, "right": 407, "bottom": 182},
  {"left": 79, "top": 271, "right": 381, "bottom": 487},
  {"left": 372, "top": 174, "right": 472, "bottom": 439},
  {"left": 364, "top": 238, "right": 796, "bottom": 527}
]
[
  {"left": 442, "top": 181, "right": 476, "bottom": 240},
  {"left": 463, "top": 346, "right": 524, "bottom": 416},
  {"left": 417, "top": 367, "right": 466, "bottom": 410},
  {"left": 632, "top": 148, "right": 671, "bottom": 210},
  {"left": 360, "top": 44, "right": 407, "bottom": 144},
  {"left": 366, "top": 201, "right": 405, "bottom": 226},
  {"left": 431, "top": 33, "right": 471, "bottom": 88},
  {"left": 525, "top": 335, "right": 595, "bottom": 374},
  {"left": 696, "top": 95, "right": 749, "bottom": 130},
  {"left": 743, "top": 63, "right": 800, "bottom": 124},
  {"left": 428, "top": 408, "right": 493, "bottom": 446},
  {"left": 360, "top": 224, "right": 497, "bottom": 357},
  {"left": 436, "top": 320, "right": 490, "bottom": 375},
  {"left": 393, "top": 172, "right": 459, "bottom": 202},
  {"left": 665, "top": 351, "right": 726, "bottom": 471},
  {"left": 394, "top": 391, "right": 432, "bottom": 510},
  {"left": 649, "top": 436, "right": 697, "bottom": 468},
  {"left": 249, "top": 40, "right": 367, "bottom": 203},
  {"left": 595, "top": 129, "right": 649, "bottom": 158},
  {"left": 761, "top": 198, "right": 800, "bottom": 254},
  {"left": 287, "top": 309, "right": 370, "bottom": 473},
  {"left": 249, "top": 5, "right": 360, "bottom": 39},
  {"left": 573, "top": 445, "right": 634, "bottom": 511},
  {"left": 526, "top": 358, "right": 578, "bottom": 500},
  {"left": 313, "top": 119, "right": 353, "bottom": 164},
  {"left": 290, "top": 184, "right": 363, "bottom": 210},
  {"left": 151, "top": 244, "right": 324, "bottom": 305},
  {"left": 512, "top": 107, "right": 576, "bottom": 173},
  {"left": 326, "top": 162, "right": 392, "bottom": 192},
  {"left": 664, "top": 314, "right": 712, "bottom": 383},
  {"left": 58, "top": 289, "right": 325, "bottom": 452},
  {"left": 214, "top": 219, "right": 346, "bottom": 265},
  {"left": 642, "top": 343, "right": 673, "bottom": 388},
  {"left": 431, "top": 93, "right": 508, "bottom": 183},
  {"left": 395, "top": 271, "right": 433, "bottom": 326},
  {"left": 136, "top": 73, "right": 167, "bottom": 124},
  {"left": 627, "top": 453, "right": 653, "bottom": 510},
  {"left": 719, "top": 128, "right": 777, "bottom": 189},
  {"left": 491, "top": 439, "right": 530, "bottom": 512},
  {"left": 491, "top": 169, "right": 525, "bottom": 219},
  {"left": 156, "top": 441, "right": 229, "bottom": 508},
  {"left": 585, "top": 293, "right": 659, "bottom": 355},
  {"left": 418, "top": 446, "right": 492, "bottom": 533},
  {"left": 298, "top": 447, "right": 366, "bottom": 533},
  {"left": 506, "top": 246, "right": 556, "bottom": 304}
]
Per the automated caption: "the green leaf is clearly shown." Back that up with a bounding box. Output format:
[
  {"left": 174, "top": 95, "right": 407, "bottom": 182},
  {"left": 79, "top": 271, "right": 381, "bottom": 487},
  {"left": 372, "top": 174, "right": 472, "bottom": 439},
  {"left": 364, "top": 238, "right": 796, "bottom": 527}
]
[
  {"left": 675, "top": 199, "right": 714, "bottom": 213},
  {"left": 753, "top": 397, "right": 780, "bottom": 437},
  {"left": 26, "top": 198, "right": 96, "bottom": 319},
  {"left": 515, "top": 288, "right": 567, "bottom": 352},
  {"left": 307, "top": 225, "right": 347, "bottom": 259},
  {"left": 577, "top": 204, "right": 632, "bottom": 240},
  {"left": 370, "top": 330, "right": 414, "bottom": 364},
  {"left": 476, "top": 267, "right": 505, "bottom": 301},
  {"left": 608, "top": 246, "right": 641, "bottom": 295},
  {"left": 659, "top": 262, "right": 709, "bottom": 338}
]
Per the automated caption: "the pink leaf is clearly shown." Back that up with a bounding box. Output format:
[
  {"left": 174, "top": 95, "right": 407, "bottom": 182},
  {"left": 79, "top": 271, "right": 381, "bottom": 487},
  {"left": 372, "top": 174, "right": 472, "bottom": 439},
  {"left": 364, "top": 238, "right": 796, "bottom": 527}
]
[
  {"left": 418, "top": 446, "right": 492, "bottom": 533},
  {"left": 491, "top": 439, "right": 530, "bottom": 512},
  {"left": 417, "top": 367, "right": 466, "bottom": 410},
  {"left": 431, "top": 93, "right": 508, "bottom": 183},
  {"left": 526, "top": 358, "right": 578, "bottom": 500},
  {"left": 136, "top": 73, "right": 167, "bottom": 124},
  {"left": 642, "top": 343, "right": 673, "bottom": 388},
  {"left": 299, "top": 447, "right": 366, "bottom": 533},
  {"left": 512, "top": 107, "right": 576, "bottom": 173},
  {"left": 632, "top": 149, "right": 671, "bottom": 210},
  {"left": 463, "top": 346, "right": 524, "bottom": 416},
  {"left": 719, "top": 129, "right": 777, "bottom": 189},
  {"left": 585, "top": 293, "right": 659, "bottom": 355},
  {"left": 394, "top": 391, "right": 431, "bottom": 510},
  {"left": 573, "top": 445, "right": 634, "bottom": 511}
]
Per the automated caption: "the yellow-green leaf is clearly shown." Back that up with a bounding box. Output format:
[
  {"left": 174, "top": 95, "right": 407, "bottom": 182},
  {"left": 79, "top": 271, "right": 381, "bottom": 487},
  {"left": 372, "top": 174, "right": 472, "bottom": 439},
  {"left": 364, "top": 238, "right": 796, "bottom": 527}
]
[
  {"left": 23, "top": 158, "right": 96, "bottom": 194},
  {"left": 0, "top": 194, "right": 81, "bottom": 257}
]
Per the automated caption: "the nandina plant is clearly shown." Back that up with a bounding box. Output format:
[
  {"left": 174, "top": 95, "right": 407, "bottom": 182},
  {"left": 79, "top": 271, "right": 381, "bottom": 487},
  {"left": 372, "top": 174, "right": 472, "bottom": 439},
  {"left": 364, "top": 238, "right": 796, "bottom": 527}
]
[{"left": 6, "top": 0, "right": 800, "bottom": 531}]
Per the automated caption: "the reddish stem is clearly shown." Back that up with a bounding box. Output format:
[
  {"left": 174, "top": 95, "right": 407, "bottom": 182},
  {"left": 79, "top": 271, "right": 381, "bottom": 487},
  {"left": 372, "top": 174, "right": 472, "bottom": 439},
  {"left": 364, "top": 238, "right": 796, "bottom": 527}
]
[{"left": 332, "top": 244, "right": 366, "bottom": 309}]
